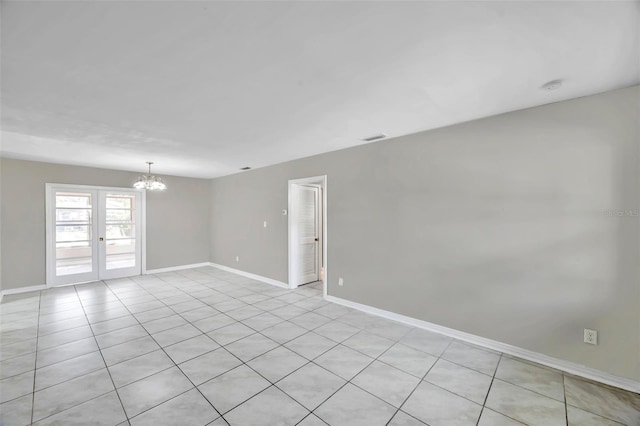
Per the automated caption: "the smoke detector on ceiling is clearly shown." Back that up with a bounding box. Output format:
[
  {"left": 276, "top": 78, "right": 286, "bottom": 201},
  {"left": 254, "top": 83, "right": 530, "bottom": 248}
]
[{"left": 540, "top": 79, "right": 563, "bottom": 91}]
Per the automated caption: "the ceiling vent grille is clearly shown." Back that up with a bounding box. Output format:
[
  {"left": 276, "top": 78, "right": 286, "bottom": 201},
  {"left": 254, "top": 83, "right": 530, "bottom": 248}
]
[{"left": 361, "top": 133, "right": 388, "bottom": 142}]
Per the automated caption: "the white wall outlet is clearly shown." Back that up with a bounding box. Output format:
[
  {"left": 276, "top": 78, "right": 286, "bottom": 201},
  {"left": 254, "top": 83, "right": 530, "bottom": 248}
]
[
  {"left": 264, "top": 221, "right": 267, "bottom": 228},
  {"left": 235, "top": 256, "right": 239, "bottom": 262},
  {"left": 338, "top": 277, "right": 344, "bottom": 286},
  {"left": 584, "top": 329, "right": 598, "bottom": 345}
]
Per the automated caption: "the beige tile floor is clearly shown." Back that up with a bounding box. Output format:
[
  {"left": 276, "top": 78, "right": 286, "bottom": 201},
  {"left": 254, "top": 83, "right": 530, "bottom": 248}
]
[{"left": 0, "top": 266, "right": 638, "bottom": 426}]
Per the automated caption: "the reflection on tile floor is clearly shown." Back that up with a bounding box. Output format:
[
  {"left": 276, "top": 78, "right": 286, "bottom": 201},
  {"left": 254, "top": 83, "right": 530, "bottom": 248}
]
[{"left": 1, "top": 266, "right": 639, "bottom": 426}]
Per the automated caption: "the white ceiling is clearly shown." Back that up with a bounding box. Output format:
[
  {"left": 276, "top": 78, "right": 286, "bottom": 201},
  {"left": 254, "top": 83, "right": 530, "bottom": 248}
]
[{"left": 2, "top": 1, "right": 638, "bottom": 178}]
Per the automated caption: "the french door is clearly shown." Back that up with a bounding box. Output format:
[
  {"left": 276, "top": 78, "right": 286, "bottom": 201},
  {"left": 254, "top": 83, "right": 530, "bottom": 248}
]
[{"left": 46, "top": 184, "right": 144, "bottom": 286}]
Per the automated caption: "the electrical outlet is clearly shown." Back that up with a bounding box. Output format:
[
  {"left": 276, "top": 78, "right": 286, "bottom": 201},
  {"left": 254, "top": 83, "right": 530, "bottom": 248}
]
[
  {"left": 338, "top": 277, "right": 344, "bottom": 286},
  {"left": 264, "top": 221, "right": 267, "bottom": 228},
  {"left": 584, "top": 329, "right": 598, "bottom": 345},
  {"left": 236, "top": 256, "right": 239, "bottom": 262}
]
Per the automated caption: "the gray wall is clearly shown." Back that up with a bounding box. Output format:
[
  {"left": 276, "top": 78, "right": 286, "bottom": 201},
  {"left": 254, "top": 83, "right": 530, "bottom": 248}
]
[
  {"left": 210, "top": 86, "right": 640, "bottom": 381},
  {"left": 0, "top": 158, "right": 211, "bottom": 291}
]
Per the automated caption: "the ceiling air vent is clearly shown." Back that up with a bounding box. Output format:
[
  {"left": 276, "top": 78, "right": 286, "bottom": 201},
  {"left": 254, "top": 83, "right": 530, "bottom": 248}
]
[
  {"left": 240, "top": 167, "right": 251, "bottom": 170},
  {"left": 540, "top": 79, "right": 563, "bottom": 91},
  {"left": 361, "top": 133, "right": 388, "bottom": 142}
]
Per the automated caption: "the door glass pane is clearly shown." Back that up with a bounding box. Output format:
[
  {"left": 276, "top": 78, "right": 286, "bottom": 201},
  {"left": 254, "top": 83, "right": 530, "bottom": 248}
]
[
  {"left": 106, "top": 238, "right": 135, "bottom": 255},
  {"left": 106, "top": 239, "right": 136, "bottom": 269},
  {"left": 105, "top": 194, "right": 136, "bottom": 270},
  {"left": 106, "top": 253, "right": 136, "bottom": 269},
  {"left": 56, "top": 257, "right": 92, "bottom": 276},
  {"left": 55, "top": 192, "right": 93, "bottom": 276},
  {"left": 56, "top": 194, "right": 91, "bottom": 208},
  {"left": 56, "top": 241, "right": 91, "bottom": 258},
  {"left": 106, "top": 197, "right": 132, "bottom": 209},
  {"left": 106, "top": 224, "right": 134, "bottom": 239},
  {"left": 56, "top": 209, "right": 91, "bottom": 222},
  {"left": 56, "top": 225, "right": 91, "bottom": 242},
  {"left": 106, "top": 209, "right": 133, "bottom": 221}
]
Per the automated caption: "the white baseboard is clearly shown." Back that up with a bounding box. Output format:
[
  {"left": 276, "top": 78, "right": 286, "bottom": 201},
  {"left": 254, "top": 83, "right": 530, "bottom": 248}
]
[
  {"left": 209, "top": 262, "right": 289, "bottom": 289},
  {"left": 144, "top": 262, "right": 211, "bottom": 275},
  {"left": 325, "top": 295, "right": 640, "bottom": 394},
  {"left": 1, "top": 284, "right": 47, "bottom": 301},
  {"left": 1, "top": 280, "right": 117, "bottom": 300}
]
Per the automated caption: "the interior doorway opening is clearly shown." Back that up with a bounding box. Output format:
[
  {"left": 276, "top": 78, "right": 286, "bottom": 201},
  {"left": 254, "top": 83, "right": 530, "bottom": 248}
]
[{"left": 288, "top": 175, "right": 327, "bottom": 297}]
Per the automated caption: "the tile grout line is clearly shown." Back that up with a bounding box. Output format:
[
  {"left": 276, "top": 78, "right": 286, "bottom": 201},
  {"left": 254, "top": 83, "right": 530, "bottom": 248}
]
[
  {"left": 0, "top": 330, "right": 38, "bottom": 379},
  {"left": 7, "top": 267, "right": 632, "bottom": 425},
  {"left": 147, "top": 271, "right": 351, "bottom": 423},
  {"left": 23, "top": 349, "right": 105, "bottom": 394},
  {"left": 350, "top": 331, "right": 424, "bottom": 414},
  {"left": 415, "top": 349, "right": 526, "bottom": 425},
  {"left": 101, "top": 276, "right": 226, "bottom": 424},
  {"left": 115, "top": 274, "right": 289, "bottom": 419},
  {"left": 563, "top": 372, "right": 569, "bottom": 425},
  {"left": 22, "top": 281, "right": 130, "bottom": 423},
  {"left": 156, "top": 271, "right": 456, "bottom": 425},
  {"left": 172, "top": 272, "right": 492, "bottom": 421},
  {"left": 12, "top": 276, "right": 436, "bottom": 422},
  {"left": 23, "top": 289, "right": 107, "bottom": 424},
  {"left": 268, "top": 316, "right": 432, "bottom": 424},
  {"left": 474, "top": 353, "right": 501, "bottom": 426},
  {"left": 272, "top": 340, "right": 377, "bottom": 416},
  {"left": 149, "top": 272, "right": 322, "bottom": 424},
  {"left": 0, "top": 328, "right": 39, "bottom": 366},
  {"left": 29, "top": 291, "right": 43, "bottom": 426},
  {"left": 0, "top": 285, "right": 308, "bottom": 377},
  {"left": 382, "top": 335, "right": 449, "bottom": 425},
  {"left": 491, "top": 372, "right": 570, "bottom": 405},
  {"left": 7, "top": 276, "right": 460, "bottom": 426},
  {"left": 8, "top": 280, "right": 324, "bottom": 420},
  {"left": 310, "top": 351, "right": 389, "bottom": 422},
  {"left": 69, "top": 282, "right": 130, "bottom": 425},
  {"left": 141, "top": 272, "right": 268, "bottom": 425}
]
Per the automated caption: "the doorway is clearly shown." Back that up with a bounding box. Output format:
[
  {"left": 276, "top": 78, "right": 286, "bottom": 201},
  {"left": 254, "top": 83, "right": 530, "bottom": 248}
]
[
  {"left": 46, "top": 184, "right": 144, "bottom": 286},
  {"left": 288, "top": 175, "right": 327, "bottom": 294}
]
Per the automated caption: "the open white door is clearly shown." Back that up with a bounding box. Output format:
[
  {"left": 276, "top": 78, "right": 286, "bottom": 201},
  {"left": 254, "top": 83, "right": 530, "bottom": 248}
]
[
  {"left": 293, "top": 185, "right": 320, "bottom": 285},
  {"left": 288, "top": 175, "right": 327, "bottom": 292},
  {"left": 47, "top": 184, "right": 143, "bottom": 286}
]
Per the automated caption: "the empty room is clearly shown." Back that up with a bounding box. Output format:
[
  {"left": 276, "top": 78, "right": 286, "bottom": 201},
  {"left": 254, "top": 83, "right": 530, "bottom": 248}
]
[{"left": 0, "top": 1, "right": 639, "bottom": 425}]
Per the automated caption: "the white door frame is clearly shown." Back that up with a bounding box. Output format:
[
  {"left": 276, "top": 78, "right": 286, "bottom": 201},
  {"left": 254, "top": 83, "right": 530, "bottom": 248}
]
[
  {"left": 288, "top": 175, "right": 327, "bottom": 297},
  {"left": 45, "top": 183, "right": 147, "bottom": 287}
]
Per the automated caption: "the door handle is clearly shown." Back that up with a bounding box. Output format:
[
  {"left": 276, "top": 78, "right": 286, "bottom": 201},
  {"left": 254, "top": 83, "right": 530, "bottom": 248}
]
[
  {"left": 99, "top": 237, "right": 104, "bottom": 241},
  {"left": 314, "top": 238, "right": 318, "bottom": 241}
]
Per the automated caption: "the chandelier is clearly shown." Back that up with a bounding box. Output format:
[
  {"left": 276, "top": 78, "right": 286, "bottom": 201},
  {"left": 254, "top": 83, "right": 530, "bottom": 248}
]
[{"left": 133, "top": 162, "right": 167, "bottom": 191}]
